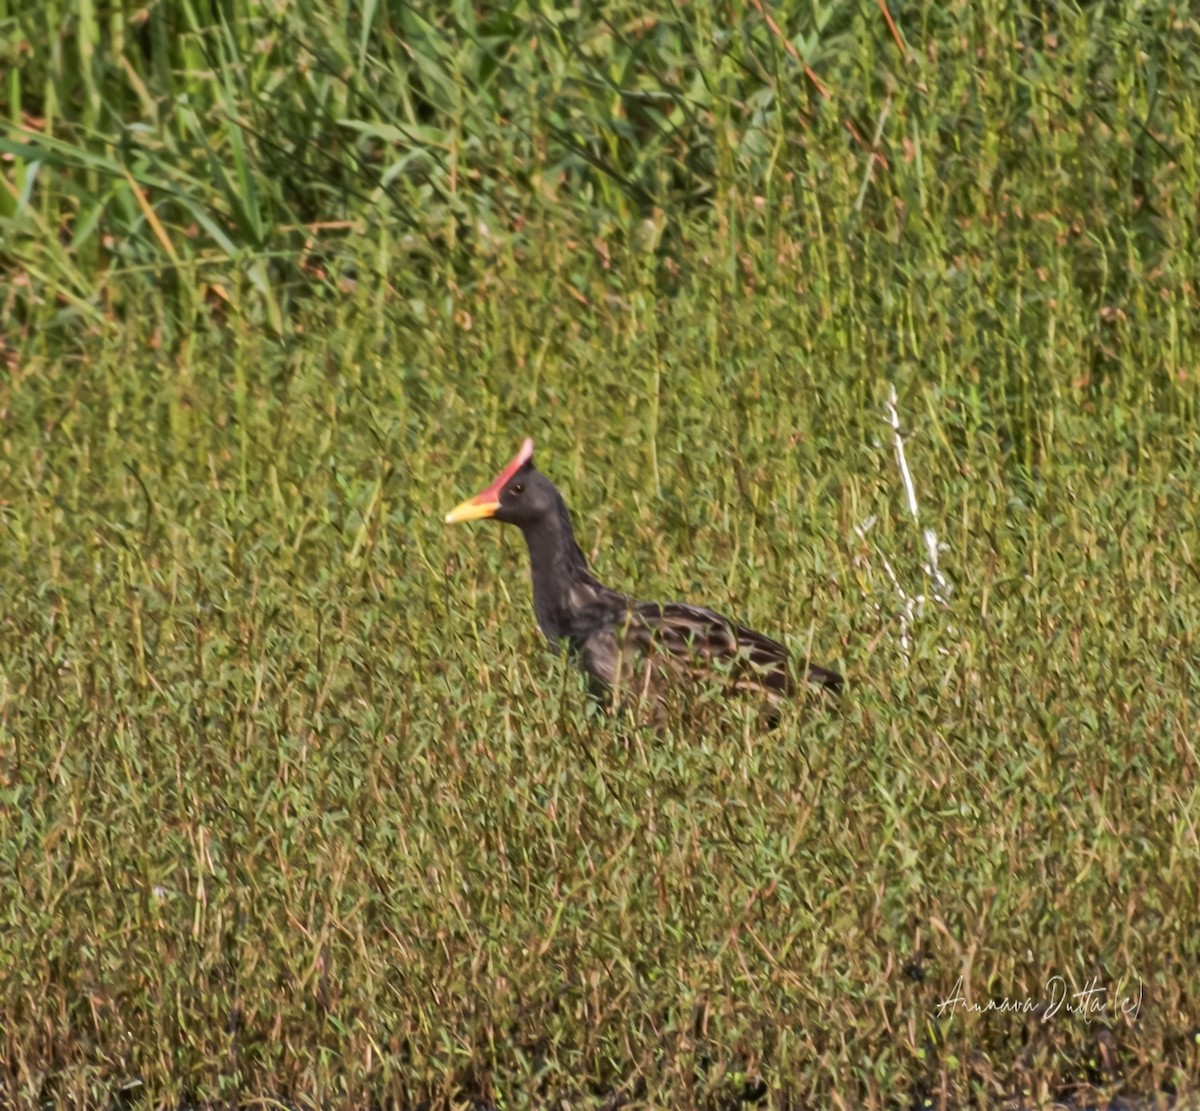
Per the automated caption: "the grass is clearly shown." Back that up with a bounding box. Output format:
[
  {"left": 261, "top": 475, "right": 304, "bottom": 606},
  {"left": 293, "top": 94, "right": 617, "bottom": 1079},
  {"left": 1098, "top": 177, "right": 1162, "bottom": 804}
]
[{"left": 2, "top": 0, "right": 1199, "bottom": 1107}]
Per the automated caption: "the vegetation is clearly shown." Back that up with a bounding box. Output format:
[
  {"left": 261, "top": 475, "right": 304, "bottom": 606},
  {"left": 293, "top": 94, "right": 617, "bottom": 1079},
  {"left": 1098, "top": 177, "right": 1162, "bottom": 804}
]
[{"left": 1, "top": 0, "right": 1198, "bottom": 1106}]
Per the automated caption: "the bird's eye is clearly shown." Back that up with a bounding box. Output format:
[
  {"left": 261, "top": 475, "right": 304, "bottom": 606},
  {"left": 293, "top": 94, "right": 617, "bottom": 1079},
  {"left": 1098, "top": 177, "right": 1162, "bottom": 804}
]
[{"left": 511, "top": 483, "right": 525, "bottom": 495}]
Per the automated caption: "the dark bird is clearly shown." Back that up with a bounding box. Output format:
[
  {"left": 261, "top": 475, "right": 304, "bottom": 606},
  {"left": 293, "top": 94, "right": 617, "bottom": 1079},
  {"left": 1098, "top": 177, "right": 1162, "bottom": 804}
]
[{"left": 444, "top": 438, "right": 843, "bottom": 724}]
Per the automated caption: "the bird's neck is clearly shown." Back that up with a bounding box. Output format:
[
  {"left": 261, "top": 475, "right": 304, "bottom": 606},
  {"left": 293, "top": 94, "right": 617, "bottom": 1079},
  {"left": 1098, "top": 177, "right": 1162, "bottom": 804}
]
[{"left": 520, "top": 500, "right": 616, "bottom": 644}]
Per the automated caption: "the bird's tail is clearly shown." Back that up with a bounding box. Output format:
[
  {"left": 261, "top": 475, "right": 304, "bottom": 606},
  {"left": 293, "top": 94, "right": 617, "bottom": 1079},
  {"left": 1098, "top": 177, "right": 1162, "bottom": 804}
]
[{"left": 805, "top": 663, "right": 844, "bottom": 695}]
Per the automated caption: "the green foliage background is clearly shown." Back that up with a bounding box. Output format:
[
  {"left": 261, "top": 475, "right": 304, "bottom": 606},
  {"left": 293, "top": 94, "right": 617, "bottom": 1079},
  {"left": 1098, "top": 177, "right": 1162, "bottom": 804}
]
[{"left": 1, "top": 0, "right": 1198, "bottom": 1107}]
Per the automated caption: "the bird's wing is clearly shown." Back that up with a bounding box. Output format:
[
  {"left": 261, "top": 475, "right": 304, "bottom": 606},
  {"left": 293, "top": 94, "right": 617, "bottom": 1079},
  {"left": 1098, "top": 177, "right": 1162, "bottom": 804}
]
[
  {"left": 627, "top": 601, "right": 795, "bottom": 696},
  {"left": 577, "top": 599, "right": 842, "bottom": 712},
  {"left": 630, "top": 602, "right": 843, "bottom": 694}
]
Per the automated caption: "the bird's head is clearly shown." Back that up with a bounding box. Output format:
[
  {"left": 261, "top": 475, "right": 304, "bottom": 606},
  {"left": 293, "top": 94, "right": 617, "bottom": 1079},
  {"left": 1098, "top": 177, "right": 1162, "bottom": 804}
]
[{"left": 444, "top": 437, "right": 560, "bottom": 529}]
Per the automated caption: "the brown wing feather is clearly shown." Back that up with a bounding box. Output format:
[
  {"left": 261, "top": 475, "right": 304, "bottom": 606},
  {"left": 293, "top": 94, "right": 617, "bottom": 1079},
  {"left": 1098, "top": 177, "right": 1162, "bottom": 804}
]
[
  {"left": 638, "top": 603, "right": 842, "bottom": 693},
  {"left": 576, "top": 600, "right": 842, "bottom": 724},
  {"left": 632, "top": 602, "right": 792, "bottom": 693}
]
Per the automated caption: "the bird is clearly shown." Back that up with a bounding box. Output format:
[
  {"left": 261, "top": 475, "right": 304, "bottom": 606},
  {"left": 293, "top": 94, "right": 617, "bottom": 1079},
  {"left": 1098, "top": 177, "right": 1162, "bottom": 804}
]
[{"left": 444, "top": 437, "right": 843, "bottom": 725}]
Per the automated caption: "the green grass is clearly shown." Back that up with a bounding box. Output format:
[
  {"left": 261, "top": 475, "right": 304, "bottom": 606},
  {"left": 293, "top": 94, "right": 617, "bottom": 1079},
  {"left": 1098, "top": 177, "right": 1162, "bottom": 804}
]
[{"left": 2, "top": 0, "right": 1199, "bottom": 1107}]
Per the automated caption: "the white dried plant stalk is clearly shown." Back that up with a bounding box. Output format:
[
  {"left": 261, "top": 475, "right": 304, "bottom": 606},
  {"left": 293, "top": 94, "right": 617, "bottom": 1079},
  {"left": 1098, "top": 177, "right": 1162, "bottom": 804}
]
[{"left": 854, "top": 386, "right": 953, "bottom": 664}]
